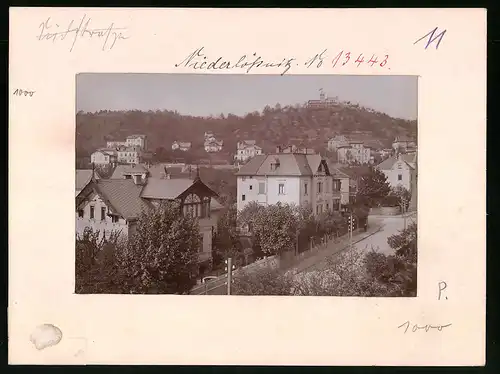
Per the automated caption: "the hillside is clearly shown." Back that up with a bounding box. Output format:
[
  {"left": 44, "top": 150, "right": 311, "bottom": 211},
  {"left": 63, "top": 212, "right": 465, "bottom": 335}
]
[{"left": 76, "top": 102, "right": 417, "bottom": 162}]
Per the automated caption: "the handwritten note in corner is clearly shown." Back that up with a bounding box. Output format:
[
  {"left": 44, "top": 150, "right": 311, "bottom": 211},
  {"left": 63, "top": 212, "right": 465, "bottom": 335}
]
[{"left": 36, "top": 13, "right": 130, "bottom": 52}]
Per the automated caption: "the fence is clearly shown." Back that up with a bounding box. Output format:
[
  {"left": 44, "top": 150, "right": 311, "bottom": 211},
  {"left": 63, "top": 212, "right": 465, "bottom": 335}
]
[{"left": 189, "top": 229, "right": 360, "bottom": 295}]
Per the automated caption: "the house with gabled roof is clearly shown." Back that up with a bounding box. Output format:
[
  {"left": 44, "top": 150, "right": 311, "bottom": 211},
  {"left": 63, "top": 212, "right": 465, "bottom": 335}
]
[
  {"left": 76, "top": 171, "right": 223, "bottom": 273},
  {"left": 235, "top": 140, "right": 263, "bottom": 163},
  {"left": 376, "top": 153, "right": 416, "bottom": 192},
  {"left": 235, "top": 148, "right": 344, "bottom": 215}
]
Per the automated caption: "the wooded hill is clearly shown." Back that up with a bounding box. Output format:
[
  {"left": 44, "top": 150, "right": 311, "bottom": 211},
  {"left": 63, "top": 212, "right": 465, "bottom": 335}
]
[{"left": 76, "top": 101, "right": 417, "bottom": 162}]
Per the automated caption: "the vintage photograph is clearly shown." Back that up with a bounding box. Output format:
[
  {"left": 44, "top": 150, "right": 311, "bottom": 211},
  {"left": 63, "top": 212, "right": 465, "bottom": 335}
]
[{"left": 75, "top": 73, "right": 418, "bottom": 296}]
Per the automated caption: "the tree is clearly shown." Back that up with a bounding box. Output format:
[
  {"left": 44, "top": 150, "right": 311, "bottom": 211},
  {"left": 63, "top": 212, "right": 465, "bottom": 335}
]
[
  {"left": 364, "top": 223, "right": 417, "bottom": 296},
  {"left": 391, "top": 186, "right": 411, "bottom": 212},
  {"left": 75, "top": 227, "right": 125, "bottom": 294},
  {"left": 232, "top": 266, "right": 293, "bottom": 295},
  {"left": 231, "top": 246, "right": 398, "bottom": 296},
  {"left": 212, "top": 205, "right": 242, "bottom": 268},
  {"left": 251, "top": 202, "right": 299, "bottom": 256},
  {"left": 123, "top": 201, "right": 201, "bottom": 294},
  {"left": 356, "top": 166, "right": 391, "bottom": 207}
]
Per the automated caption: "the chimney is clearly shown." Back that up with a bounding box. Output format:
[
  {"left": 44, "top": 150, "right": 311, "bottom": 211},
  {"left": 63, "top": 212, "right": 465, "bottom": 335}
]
[{"left": 133, "top": 174, "right": 141, "bottom": 185}]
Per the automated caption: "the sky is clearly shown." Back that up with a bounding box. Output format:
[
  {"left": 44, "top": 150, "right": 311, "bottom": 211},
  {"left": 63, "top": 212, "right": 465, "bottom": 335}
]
[{"left": 76, "top": 74, "right": 418, "bottom": 120}]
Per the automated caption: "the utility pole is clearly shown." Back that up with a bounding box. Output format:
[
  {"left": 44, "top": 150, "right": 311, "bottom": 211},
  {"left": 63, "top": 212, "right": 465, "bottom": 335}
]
[
  {"left": 349, "top": 211, "right": 353, "bottom": 250},
  {"left": 225, "top": 257, "right": 233, "bottom": 295},
  {"left": 403, "top": 198, "right": 407, "bottom": 230}
]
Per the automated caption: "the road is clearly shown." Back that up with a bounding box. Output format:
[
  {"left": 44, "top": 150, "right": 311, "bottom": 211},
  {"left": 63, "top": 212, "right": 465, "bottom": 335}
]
[
  {"left": 357, "top": 213, "right": 416, "bottom": 255},
  {"left": 295, "top": 212, "right": 417, "bottom": 274}
]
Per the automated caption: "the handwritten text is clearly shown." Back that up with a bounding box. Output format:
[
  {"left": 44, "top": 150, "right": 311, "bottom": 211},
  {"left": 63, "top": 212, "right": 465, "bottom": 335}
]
[
  {"left": 174, "top": 47, "right": 390, "bottom": 75},
  {"left": 37, "top": 14, "right": 129, "bottom": 52},
  {"left": 398, "top": 320, "right": 452, "bottom": 334},
  {"left": 13, "top": 89, "right": 36, "bottom": 97},
  {"left": 414, "top": 27, "right": 447, "bottom": 50}
]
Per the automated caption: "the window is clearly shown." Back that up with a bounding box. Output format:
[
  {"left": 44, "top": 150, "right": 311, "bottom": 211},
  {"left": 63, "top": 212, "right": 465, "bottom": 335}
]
[
  {"left": 278, "top": 183, "right": 285, "bottom": 195},
  {"left": 90, "top": 206, "right": 95, "bottom": 219},
  {"left": 112, "top": 215, "right": 119, "bottom": 223},
  {"left": 304, "top": 183, "right": 308, "bottom": 196},
  {"left": 316, "top": 205, "right": 320, "bottom": 214},
  {"left": 242, "top": 194, "right": 246, "bottom": 201},
  {"left": 125, "top": 175, "right": 132, "bottom": 179},
  {"left": 398, "top": 174, "right": 403, "bottom": 181},
  {"left": 199, "top": 234, "right": 204, "bottom": 253},
  {"left": 317, "top": 182, "right": 322, "bottom": 194},
  {"left": 249, "top": 185, "right": 253, "bottom": 190},
  {"left": 258, "top": 182, "right": 265, "bottom": 194},
  {"left": 326, "top": 203, "right": 329, "bottom": 211},
  {"left": 78, "top": 209, "right": 84, "bottom": 218},
  {"left": 101, "top": 207, "right": 106, "bottom": 221},
  {"left": 183, "top": 194, "right": 204, "bottom": 218}
]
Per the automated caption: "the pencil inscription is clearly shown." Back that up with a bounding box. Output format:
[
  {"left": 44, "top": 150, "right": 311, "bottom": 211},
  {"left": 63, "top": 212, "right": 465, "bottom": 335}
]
[
  {"left": 398, "top": 320, "right": 452, "bottom": 334},
  {"left": 37, "top": 14, "right": 129, "bottom": 52}
]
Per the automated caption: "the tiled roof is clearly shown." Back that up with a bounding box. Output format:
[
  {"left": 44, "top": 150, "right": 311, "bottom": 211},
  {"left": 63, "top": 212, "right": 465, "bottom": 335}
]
[
  {"left": 140, "top": 179, "right": 194, "bottom": 200},
  {"left": 330, "top": 167, "right": 350, "bottom": 179},
  {"left": 110, "top": 164, "right": 149, "bottom": 179},
  {"left": 237, "top": 153, "right": 326, "bottom": 176},
  {"left": 76, "top": 169, "right": 98, "bottom": 195},
  {"left": 94, "top": 179, "right": 152, "bottom": 220},
  {"left": 377, "top": 156, "right": 415, "bottom": 170},
  {"left": 376, "top": 157, "right": 397, "bottom": 170}
]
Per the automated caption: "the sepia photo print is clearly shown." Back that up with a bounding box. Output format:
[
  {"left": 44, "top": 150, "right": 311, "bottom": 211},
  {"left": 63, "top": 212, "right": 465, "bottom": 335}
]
[{"left": 75, "top": 73, "right": 418, "bottom": 296}]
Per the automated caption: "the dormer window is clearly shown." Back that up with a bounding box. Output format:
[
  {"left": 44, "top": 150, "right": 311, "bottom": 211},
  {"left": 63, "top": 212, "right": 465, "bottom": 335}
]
[{"left": 270, "top": 158, "right": 280, "bottom": 171}]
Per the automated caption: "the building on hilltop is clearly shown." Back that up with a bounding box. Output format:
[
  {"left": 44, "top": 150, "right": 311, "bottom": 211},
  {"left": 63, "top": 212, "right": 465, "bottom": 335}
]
[
  {"left": 126, "top": 134, "right": 148, "bottom": 150},
  {"left": 234, "top": 140, "right": 263, "bottom": 163},
  {"left": 235, "top": 148, "right": 349, "bottom": 215},
  {"left": 307, "top": 89, "right": 339, "bottom": 109}
]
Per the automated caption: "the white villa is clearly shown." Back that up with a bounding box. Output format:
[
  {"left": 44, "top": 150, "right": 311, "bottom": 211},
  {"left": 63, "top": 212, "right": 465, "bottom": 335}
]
[
  {"left": 235, "top": 147, "right": 349, "bottom": 215},
  {"left": 234, "top": 140, "right": 263, "bottom": 163}
]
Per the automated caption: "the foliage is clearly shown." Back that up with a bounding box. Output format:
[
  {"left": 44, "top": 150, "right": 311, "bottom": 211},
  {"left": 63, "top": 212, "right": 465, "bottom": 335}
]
[
  {"left": 364, "top": 223, "right": 417, "bottom": 296},
  {"left": 232, "top": 266, "right": 294, "bottom": 296},
  {"left": 390, "top": 186, "right": 411, "bottom": 210},
  {"left": 123, "top": 201, "right": 202, "bottom": 294},
  {"left": 76, "top": 105, "right": 416, "bottom": 165},
  {"left": 212, "top": 204, "right": 243, "bottom": 268},
  {"left": 356, "top": 166, "right": 391, "bottom": 207},
  {"left": 75, "top": 227, "right": 126, "bottom": 294}
]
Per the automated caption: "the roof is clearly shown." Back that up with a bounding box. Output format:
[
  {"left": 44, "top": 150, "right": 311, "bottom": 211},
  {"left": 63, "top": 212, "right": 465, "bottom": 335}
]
[
  {"left": 210, "top": 199, "right": 224, "bottom": 211},
  {"left": 400, "top": 153, "right": 417, "bottom": 166},
  {"left": 110, "top": 164, "right": 149, "bottom": 179},
  {"left": 330, "top": 167, "right": 350, "bottom": 179},
  {"left": 126, "top": 134, "right": 146, "bottom": 139},
  {"left": 140, "top": 179, "right": 195, "bottom": 200},
  {"left": 394, "top": 136, "right": 414, "bottom": 142},
  {"left": 79, "top": 179, "right": 152, "bottom": 220},
  {"left": 376, "top": 156, "right": 415, "bottom": 170},
  {"left": 76, "top": 169, "right": 98, "bottom": 194},
  {"left": 237, "top": 153, "right": 329, "bottom": 176}
]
